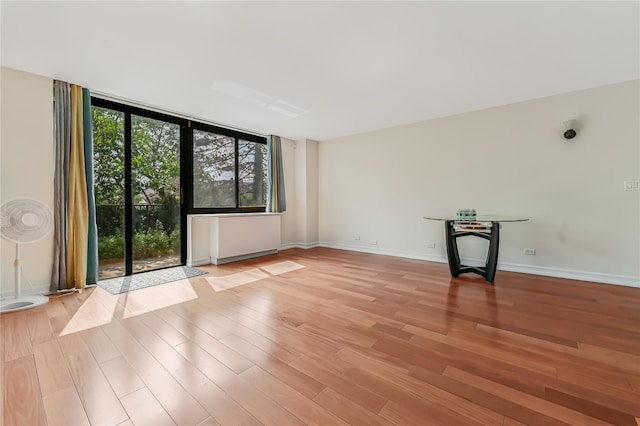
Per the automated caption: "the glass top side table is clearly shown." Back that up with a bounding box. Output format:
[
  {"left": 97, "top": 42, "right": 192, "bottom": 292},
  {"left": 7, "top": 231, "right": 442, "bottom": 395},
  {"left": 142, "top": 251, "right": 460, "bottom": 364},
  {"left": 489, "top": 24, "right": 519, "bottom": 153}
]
[{"left": 424, "top": 216, "right": 528, "bottom": 283}]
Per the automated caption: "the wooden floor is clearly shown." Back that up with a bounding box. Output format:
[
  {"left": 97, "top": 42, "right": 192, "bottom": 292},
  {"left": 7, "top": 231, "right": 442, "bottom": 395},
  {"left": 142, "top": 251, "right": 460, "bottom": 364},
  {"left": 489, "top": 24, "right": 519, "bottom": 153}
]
[{"left": 2, "top": 247, "right": 639, "bottom": 426}]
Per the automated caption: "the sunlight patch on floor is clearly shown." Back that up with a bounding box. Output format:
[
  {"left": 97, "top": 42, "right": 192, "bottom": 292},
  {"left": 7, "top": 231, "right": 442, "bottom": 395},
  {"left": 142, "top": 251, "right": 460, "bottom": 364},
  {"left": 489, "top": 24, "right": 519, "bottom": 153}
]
[
  {"left": 206, "top": 261, "right": 305, "bottom": 292},
  {"left": 207, "top": 269, "right": 269, "bottom": 292},
  {"left": 260, "top": 260, "right": 305, "bottom": 276},
  {"left": 120, "top": 279, "right": 198, "bottom": 319},
  {"left": 59, "top": 287, "right": 118, "bottom": 336},
  {"left": 59, "top": 280, "right": 198, "bottom": 335}
]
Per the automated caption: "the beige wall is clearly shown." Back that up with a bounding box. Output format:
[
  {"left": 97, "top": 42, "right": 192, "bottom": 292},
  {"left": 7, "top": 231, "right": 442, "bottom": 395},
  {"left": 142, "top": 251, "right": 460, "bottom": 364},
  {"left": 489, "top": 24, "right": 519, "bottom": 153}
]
[
  {"left": 2, "top": 65, "right": 637, "bottom": 289},
  {"left": 1, "top": 67, "right": 54, "bottom": 295},
  {"left": 318, "top": 80, "right": 640, "bottom": 286},
  {"left": 279, "top": 137, "right": 298, "bottom": 246},
  {"left": 291, "top": 139, "right": 319, "bottom": 247}
]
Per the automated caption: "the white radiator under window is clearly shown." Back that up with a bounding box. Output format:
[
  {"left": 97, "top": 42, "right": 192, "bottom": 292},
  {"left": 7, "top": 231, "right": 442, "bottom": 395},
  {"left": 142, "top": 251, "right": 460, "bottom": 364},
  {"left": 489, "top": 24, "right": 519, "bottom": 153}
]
[{"left": 187, "top": 213, "right": 282, "bottom": 266}]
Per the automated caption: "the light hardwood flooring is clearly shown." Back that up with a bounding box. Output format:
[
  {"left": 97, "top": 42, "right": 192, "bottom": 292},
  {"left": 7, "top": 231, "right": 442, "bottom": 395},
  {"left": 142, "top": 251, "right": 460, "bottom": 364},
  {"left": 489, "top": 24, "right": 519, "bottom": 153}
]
[{"left": 2, "top": 247, "right": 639, "bottom": 425}]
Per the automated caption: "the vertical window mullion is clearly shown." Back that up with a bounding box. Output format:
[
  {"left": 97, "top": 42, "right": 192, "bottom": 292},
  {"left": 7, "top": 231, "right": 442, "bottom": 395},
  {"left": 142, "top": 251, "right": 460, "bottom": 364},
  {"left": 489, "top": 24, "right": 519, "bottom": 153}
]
[
  {"left": 234, "top": 137, "right": 240, "bottom": 208},
  {"left": 124, "top": 112, "right": 133, "bottom": 276},
  {"left": 180, "top": 122, "right": 190, "bottom": 264}
]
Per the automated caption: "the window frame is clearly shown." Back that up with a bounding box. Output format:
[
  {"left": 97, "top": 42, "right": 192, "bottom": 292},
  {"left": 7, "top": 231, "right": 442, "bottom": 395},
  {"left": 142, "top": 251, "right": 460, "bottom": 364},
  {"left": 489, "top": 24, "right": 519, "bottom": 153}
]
[
  {"left": 186, "top": 120, "right": 268, "bottom": 214},
  {"left": 91, "top": 97, "right": 268, "bottom": 215},
  {"left": 90, "top": 97, "right": 189, "bottom": 273}
]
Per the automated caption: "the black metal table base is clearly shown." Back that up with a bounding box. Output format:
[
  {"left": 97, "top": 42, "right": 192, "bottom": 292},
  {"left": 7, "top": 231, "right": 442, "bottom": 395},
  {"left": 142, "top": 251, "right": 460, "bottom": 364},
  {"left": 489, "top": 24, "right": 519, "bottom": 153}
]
[{"left": 445, "top": 220, "right": 500, "bottom": 283}]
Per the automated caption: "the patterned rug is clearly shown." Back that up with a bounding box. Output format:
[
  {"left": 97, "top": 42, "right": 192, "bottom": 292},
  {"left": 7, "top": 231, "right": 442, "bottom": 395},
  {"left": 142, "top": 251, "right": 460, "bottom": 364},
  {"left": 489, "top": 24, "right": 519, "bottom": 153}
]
[{"left": 97, "top": 266, "right": 207, "bottom": 295}]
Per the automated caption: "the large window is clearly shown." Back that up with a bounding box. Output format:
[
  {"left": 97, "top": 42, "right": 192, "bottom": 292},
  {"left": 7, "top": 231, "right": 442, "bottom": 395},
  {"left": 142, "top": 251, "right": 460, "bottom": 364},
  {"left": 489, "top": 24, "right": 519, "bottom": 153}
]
[
  {"left": 91, "top": 97, "right": 267, "bottom": 277},
  {"left": 190, "top": 124, "right": 267, "bottom": 213},
  {"left": 193, "top": 130, "right": 236, "bottom": 208}
]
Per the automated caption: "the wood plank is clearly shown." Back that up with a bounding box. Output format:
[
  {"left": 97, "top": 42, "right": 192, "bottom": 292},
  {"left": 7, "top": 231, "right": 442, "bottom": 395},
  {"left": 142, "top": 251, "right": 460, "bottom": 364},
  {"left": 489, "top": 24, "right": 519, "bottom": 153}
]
[
  {"left": 219, "top": 334, "right": 325, "bottom": 399},
  {"left": 545, "top": 387, "right": 637, "bottom": 426},
  {"left": 33, "top": 339, "right": 74, "bottom": 396},
  {"left": 239, "top": 365, "right": 347, "bottom": 425},
  {"left": 337, "top": 347, "right": 505, "bottom": 425},
  {"left": 99, "top": 356, "right": 146, "bottom": 398},
  {"left": 3, "top": 312, "right": 33, "bottom": 362},
  {"left": 313, "top": 387, "right": 392, "bottom": 426},
  {"left": 4, "top": 355, "right": 46, "bottom": 426},
  {"left": 138, "top": 311, "right": 189, "bottom": 347},
  {"left": 380, "top": 399, "right": 474, "bottom": 426},
  {"left": 409, "top": 365, "right": 566, "bottom": 425},
  {"left": 174, "top": 341, "right": 303, "bottom": 425},
  {"left": 172, "top": 342, "right": 254, "bottom": 425},
  {"left": 244, "top": 331, "right": 300, "bottom": 364},
  {"left": 213, "top": 376, "right": 306, "bottom": 426},
  {"left": 66, "top": 349, "right": 128, "bottom": 426},
  {"left": 81, "top": 327, "right": 121, "bottom": 363},
  {"left": 119, "top": 316, "right": 253, "bottom": 425},
  {"left": 105, "top": 330, "right": 209, "bottom": 426},
  {"left": 25, "top": 309, "right": 55, "bottom": 345},
  {"left": 120, "top": 387, "right": 176, "bottom": 426},
  {"left": 196, "top": 417, "right": 220, "bottom": 426},
  {"left": 57, "top": 331, "right": 89, "bottom": 358},
  {"left": 289, "top": 355, "right": 387, "bottom": 413},
  {"left": 443, "top": 366, "right": 612, "bottom": 425},
  {"left": 345, "top": 365, "right": 490, "bottom": 426},
  {"left": 42, "top": 386, "right": 90, "bottom": 426}
]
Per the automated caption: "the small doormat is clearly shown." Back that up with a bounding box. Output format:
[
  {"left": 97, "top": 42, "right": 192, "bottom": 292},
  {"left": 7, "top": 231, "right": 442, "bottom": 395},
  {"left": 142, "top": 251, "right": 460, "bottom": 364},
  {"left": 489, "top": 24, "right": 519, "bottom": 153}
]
[{"left": 97, "top": 266, "right": 207, "bottom": 295}]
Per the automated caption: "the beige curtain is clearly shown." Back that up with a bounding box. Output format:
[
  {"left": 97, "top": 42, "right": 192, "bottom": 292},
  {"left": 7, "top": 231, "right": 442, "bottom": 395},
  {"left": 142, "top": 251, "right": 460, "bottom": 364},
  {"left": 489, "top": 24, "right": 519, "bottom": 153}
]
[
  {"left": 266, "top": 135, "right": 286, "bottom": 212},
  {"left": 66, "top": 85, "right": 89, "bottom": 289}
]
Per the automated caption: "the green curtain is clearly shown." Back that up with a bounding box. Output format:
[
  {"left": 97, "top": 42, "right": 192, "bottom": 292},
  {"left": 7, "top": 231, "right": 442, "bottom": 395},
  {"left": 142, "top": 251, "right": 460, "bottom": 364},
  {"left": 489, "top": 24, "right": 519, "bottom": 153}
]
[{"left": 266, "top": 135, "right": 286, "bottom": 212}]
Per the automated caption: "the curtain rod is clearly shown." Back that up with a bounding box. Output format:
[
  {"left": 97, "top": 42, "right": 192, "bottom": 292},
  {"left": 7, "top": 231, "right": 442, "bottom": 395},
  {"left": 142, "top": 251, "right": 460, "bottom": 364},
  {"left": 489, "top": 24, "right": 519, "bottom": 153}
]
[{"left": 90, "top": 90, "right": 269, "bottom": 138}]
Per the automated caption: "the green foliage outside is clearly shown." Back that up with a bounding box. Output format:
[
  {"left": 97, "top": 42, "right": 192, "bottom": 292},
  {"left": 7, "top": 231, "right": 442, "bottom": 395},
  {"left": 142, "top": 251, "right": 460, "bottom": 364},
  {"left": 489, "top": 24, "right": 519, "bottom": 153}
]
[
  {"left": 193, "top": 130, "right": 267, "bottom": 208},
  {"left": 98, "top": 228, "right": 180, "bottom": 260},
  {"left": 93, "top": 107, "right": 181, "bottom": 261}
]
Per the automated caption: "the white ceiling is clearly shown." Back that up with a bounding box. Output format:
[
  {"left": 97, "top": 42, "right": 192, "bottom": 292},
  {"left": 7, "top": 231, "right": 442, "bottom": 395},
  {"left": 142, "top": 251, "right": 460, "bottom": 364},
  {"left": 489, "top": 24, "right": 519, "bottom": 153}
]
[{"left": 1, "top": 1, "right": 638, "bottom": 141}]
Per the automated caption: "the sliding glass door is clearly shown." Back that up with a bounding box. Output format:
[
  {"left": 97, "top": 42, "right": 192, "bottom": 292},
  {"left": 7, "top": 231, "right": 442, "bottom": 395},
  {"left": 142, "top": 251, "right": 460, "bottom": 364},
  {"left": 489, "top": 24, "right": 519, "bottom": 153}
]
[
  {"left": 92, "top": 101, "right": 185, "bottom": 279},
  {"left": 131, "top": 115, "right": 182, "bottom": 274}
]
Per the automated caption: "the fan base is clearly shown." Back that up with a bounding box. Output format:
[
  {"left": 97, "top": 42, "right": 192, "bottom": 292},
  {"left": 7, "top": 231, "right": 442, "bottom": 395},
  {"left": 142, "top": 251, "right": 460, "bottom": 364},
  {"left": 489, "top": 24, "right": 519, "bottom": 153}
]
[{"left": 0, "top": 295, "right": 49, "bottom": 313}]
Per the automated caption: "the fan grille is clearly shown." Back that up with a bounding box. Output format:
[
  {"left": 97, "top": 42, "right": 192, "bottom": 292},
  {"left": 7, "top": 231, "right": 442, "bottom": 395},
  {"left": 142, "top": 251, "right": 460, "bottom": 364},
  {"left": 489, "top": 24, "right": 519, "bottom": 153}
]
[{"left": 0, "top": 198, "right": 53, "bottom": 243}]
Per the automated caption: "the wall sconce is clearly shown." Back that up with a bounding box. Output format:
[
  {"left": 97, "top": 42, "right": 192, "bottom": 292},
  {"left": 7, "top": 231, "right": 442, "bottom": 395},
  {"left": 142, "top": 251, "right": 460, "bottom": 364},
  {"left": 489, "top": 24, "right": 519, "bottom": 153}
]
[{"left": 563, "top": 119, "right": 577, "bottom": 139}]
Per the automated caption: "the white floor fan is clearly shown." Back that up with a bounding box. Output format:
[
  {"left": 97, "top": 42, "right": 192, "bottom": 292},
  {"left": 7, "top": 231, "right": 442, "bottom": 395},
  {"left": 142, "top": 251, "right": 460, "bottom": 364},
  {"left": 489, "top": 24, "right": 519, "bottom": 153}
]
[{"left": 1, "top": 198, "right": 53, "bottom": 313}]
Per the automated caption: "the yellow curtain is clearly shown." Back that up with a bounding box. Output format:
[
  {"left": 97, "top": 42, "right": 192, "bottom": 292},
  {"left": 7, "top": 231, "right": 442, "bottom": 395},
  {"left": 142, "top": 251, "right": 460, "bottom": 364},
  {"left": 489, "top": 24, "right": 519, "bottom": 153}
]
[{"left": 66, "top": 85, "right": 88, "bottom": 289}]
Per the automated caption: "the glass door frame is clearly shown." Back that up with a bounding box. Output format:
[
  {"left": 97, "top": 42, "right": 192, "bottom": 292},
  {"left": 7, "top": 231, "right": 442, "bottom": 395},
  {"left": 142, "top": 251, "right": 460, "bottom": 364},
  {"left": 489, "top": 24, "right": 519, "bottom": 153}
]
[{"left": 91, "top": 97, "right": 188, "bottom": 276}]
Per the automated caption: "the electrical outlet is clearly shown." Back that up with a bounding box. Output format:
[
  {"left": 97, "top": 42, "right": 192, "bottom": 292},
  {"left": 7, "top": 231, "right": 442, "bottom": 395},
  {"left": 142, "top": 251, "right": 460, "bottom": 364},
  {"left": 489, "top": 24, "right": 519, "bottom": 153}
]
[
  {"left": 372, "top": 240, "right": 378, "bottom": 245},
  {"left": 354, "top": 235, "right": 361, "bottom": 241},
  {"left": 426, "top": 243, "right": 436, "bottom": 248},
  {"left": 523, "top": 248, "right": 536, "bottom": 255},
  {"left": 624, "top": 180, "right": 640, "bottom": 191}
]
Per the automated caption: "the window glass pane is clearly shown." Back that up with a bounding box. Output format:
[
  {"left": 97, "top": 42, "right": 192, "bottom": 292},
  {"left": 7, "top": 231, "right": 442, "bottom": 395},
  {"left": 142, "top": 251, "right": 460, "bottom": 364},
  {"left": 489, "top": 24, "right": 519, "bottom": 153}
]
[
  {"left": 239, "top": 140, "right": 267, "bottom": 207},
  {"left": 92, "top": 106, "right": 126, "bottom": 279},
  {"left": 131, "top": 115, "right": 181, "bottom": 273},
  {"left": 193, "top": 129, "right": 236, "bottom": 208}
]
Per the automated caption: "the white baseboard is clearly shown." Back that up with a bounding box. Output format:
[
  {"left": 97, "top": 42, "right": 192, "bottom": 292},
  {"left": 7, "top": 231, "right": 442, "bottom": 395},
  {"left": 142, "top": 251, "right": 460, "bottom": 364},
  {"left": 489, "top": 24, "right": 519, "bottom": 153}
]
[
  {"left": 318, "top": 241, "right": 442, "bottom": 262},
  {"left": 280, "top": 242, "right": 320, "bottom": 250},
  {"left": 494, "top": 262, "right": 640, "bottom": 288},
  {"left": 318, "top": 241, "right": 640, "bottom": 288},
  {"left": 211, "top": 249, "right": 278, "bottom": 265},
  {"left": 187, "top": 257, "right": 212, "bottom": 267}
]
